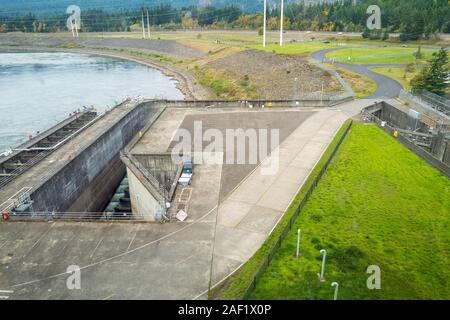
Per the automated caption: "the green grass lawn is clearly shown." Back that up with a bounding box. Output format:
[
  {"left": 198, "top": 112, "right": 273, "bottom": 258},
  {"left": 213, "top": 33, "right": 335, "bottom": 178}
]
[
  {"left": 248, "top": 41, "right": 347, "bottom": 56},
  {"left": 326, "top": 47, "right": 436, "bottom": 64},
  {"left": 250, "top": 123, "right": 450, "bottom": 300},
  {"left": 371, "top": 66, "right": 421, "bottom": 90}
]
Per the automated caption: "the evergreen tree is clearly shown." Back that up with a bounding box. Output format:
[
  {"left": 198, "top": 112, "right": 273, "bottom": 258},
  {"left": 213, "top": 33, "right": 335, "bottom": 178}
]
[{"left": 411, "top": 47, "right": 449, "bottom": 96}]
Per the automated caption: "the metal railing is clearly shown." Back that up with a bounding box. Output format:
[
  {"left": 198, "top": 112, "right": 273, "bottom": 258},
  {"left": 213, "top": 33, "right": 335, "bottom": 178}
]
[
  {"left": 5, "top": 211, "right": 149, "bottom": 223},
  {"left": 0, "top": 151, "right": 51, "bottom": 189},
  {"left": 0, "top": 112, "right": 101, "bottom": 189},
  {"left": 311, "top": 58, "right": 355, "bottom": 99},
  {"left": 400, "top": 89, "right": 450, "bottom": 120},
  {"left": 0, "top": 187, "right": 32, "bottom": 214}
]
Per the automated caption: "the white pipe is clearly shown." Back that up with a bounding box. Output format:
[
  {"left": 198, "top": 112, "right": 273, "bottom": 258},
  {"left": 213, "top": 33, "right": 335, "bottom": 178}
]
[
  {"left": 263, "top": 0, "right": 267, "bottom": 47},
  {"left": 280, "top": 0, "right": 284, "bottom": 46},
  {"left": 320, "top": 249, "right": 327, "bottom": 280},
  {"left": 331, "top": 282, "right": 339, "bottom": 300}
]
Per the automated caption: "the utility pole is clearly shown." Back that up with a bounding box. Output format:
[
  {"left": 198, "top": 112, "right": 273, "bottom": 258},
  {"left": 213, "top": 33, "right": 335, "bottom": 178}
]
[
  {"left": 146, "top": 9, "right": 151, "bottom": 39},
  {"left": 141, "top": 10, "right": 146, "bottom": 39},
  {"left": 263, "top": 0, "right": 267, "bottom": 47},
  {"left": 280, "top": 0, "right": 284, "bottom": 46}
]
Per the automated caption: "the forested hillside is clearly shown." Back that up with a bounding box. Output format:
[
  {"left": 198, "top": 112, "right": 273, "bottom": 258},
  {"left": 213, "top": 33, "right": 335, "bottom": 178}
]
[{"left": 0, "top": 0, "right": 449, "bottom": 40}]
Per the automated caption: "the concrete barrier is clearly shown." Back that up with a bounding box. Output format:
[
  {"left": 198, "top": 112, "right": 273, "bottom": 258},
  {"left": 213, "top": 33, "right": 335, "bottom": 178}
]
[{"left": 28, "top": 101, "right": 162, "bottom": 213}]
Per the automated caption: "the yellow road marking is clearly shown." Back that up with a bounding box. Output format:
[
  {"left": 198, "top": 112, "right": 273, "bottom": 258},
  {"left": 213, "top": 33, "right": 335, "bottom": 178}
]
[{"left": 175, "top": 254, "right": 194, "bottom": 266}]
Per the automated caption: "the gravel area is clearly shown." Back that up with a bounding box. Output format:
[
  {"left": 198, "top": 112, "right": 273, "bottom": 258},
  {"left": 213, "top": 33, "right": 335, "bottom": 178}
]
[{"left": 208, "top": 49, "right": 341, "bottom": 99}]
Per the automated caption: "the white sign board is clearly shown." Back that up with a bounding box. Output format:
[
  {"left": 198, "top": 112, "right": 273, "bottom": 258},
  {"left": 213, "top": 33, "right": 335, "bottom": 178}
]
[{"left": 176, "top": 210, "right": 188, "bottom": 222}]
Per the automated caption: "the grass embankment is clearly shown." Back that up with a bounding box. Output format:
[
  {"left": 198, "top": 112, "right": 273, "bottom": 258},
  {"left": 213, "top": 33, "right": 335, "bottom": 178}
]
[
  {"left": 191, "top": 64, "right": 257, "bottom": 99},
  {"left": 210, "top": 119, "right": 353, "bottom": 300},
  {"left": 323, "top": 63, "right": 377, "bottom": 98},
  {"left": 91, "top": 46, "right": 254, "bottom": 100},
  {"left": 326, "top": 47, "right": 436, "bottom": 64},
  {"left": 371, "top": 66, "right": 421, "bottom": 90},
  {"left": 249, "top": 123, "right": 450, "bottom": 300}
]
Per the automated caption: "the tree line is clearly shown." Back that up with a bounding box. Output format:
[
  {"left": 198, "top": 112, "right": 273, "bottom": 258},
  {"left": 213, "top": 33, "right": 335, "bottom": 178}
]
[{"left": 0, "top": 0, "right": 449, "bottom": 40}]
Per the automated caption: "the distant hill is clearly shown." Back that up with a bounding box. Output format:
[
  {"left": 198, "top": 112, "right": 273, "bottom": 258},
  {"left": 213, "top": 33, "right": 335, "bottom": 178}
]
[{"left": 0, "top": 0, "right": 303, "bottom": 16}]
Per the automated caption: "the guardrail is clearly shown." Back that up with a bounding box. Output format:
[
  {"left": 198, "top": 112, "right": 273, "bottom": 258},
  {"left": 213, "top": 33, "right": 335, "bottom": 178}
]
[
  {"left": 311, "top": 57, "right": 355, "bottom": 99},
  {"left": 146, "top": 97, "right": 354, "bottom": 109},
  {"left": 4, "top": 211, "right": 149, "bottom": 223},
  {"left": 0, "top": 112, "right": 103, "bottom": 190}
]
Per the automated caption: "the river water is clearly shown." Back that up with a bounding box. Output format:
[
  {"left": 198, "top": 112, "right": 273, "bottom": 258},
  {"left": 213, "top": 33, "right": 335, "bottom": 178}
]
[{"left": 0, "top": 52, "right": 183, "bottom": 152}]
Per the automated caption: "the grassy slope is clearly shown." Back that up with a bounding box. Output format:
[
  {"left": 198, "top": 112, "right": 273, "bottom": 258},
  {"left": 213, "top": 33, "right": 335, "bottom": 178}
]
[
  {"left": 323, "top": 63, "right": 377, "bottom": 98},
  {"left": 371, "top": 66, "right": 421, "bottom": 91},
  {"left": 326, "top": 47, "right": 436, "bottom": 64},
  {"left": 250, "top": 123, "right": 450, "bottom": 300}
]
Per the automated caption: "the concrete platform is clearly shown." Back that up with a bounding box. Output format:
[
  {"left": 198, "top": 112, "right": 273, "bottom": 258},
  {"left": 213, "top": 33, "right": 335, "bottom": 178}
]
[
  {"left": 0, "top": 100, "right": 144, "bottom": 206},
  {"left": 0, "top": 106, "right": 350, "bottom": 300}
]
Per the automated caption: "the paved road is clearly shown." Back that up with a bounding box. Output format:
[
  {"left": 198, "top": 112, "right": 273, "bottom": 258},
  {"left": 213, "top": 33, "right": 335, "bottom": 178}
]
[{"left": 312, "top": 48, "right": 404, "bottom": 99}]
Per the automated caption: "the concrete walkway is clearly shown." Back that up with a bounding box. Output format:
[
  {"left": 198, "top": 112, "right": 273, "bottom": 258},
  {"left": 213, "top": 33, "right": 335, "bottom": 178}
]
[{"left": 208, "top": 109, "right": 349, "bottom": 288}]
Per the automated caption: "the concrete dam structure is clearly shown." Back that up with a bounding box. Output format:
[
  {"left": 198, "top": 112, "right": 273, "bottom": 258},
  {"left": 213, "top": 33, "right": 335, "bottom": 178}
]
[
  {"left": 0, "top": 98, "right": 164, "bottom": 218},
  {"left": 0, "top": 97, "right": 350, "bottom": 221}
]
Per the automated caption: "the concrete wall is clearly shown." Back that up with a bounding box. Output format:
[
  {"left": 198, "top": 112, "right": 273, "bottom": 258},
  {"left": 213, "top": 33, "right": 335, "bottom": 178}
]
[
  {"left": 29, "top": 102, "right": 160, "bottom": 213},
  {"left": 127, "top": 167, "right": 160, "bottom": 221},
  {"left": 152, "top": 98, "right": 353, "bottom": 109},
  {"left": 380, "top": 102, "right": 428, "bottom": 132}
]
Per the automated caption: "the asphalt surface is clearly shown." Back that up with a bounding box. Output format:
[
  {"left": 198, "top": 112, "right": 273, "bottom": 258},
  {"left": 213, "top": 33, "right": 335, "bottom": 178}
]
[{"left": 312, "top": 47, "right": 404, "bottom": 99}]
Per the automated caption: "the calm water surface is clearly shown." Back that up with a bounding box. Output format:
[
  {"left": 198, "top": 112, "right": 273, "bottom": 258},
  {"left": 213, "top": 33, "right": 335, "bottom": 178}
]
[{"left": 0, "top": 52, "right": 183, "bottom": 152}]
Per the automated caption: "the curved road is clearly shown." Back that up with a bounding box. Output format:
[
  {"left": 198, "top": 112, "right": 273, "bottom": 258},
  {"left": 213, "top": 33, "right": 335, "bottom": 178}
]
[{"left": 312, "top": 47, "right": 404, "bottom": 99}]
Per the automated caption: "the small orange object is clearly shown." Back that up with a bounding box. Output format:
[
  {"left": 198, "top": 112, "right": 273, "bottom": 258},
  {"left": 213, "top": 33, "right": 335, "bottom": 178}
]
[{"left": 2, "top": 212, "right": 10, "bottom": 221}]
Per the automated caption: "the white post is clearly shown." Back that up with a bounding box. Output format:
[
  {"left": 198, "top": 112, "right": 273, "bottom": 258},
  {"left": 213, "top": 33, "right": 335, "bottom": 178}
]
[
  {"left": 146, "top": 10, "right": 151, "bottom": 39},
  {"left": 320, "top": 249, "right": 327, "bottom": 281},
  {"left": 70, "top": 20, "right": 75, "bottom": 37},
  {"left": 263, "top": 0, "right": 267, "bottom": 47},
  {"left": 280, "top": 0, "right": 284, "bottom": 46},
  {"left": 141, "top": 10, "right": 146, "bottom": 39},
  {"left": 321, "top": 81, "right": 324, "bottom": 103},
  {"left": 295, "top": 228, "right": 301, "bottom": 258},
  {"left": 331, "top": 282, "right": 339, "bottom": 300},
  {"left": 74, "top": 21, "right": 79, "bottom": 37}
]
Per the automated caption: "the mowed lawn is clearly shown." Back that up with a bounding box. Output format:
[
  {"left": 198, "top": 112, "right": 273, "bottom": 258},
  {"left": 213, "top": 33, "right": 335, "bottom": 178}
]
[
  {"left": 248, "top": 41, "right": 347, "bottom": 56},
  {"left": 326, "top": 46, "right": 436, "bottom": 64},
  {"left": 371, "top": 66, "right": 421, "bottom": 90},
  {"left": 251, "top": 123, "right": 450, "bottom": 300}
]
